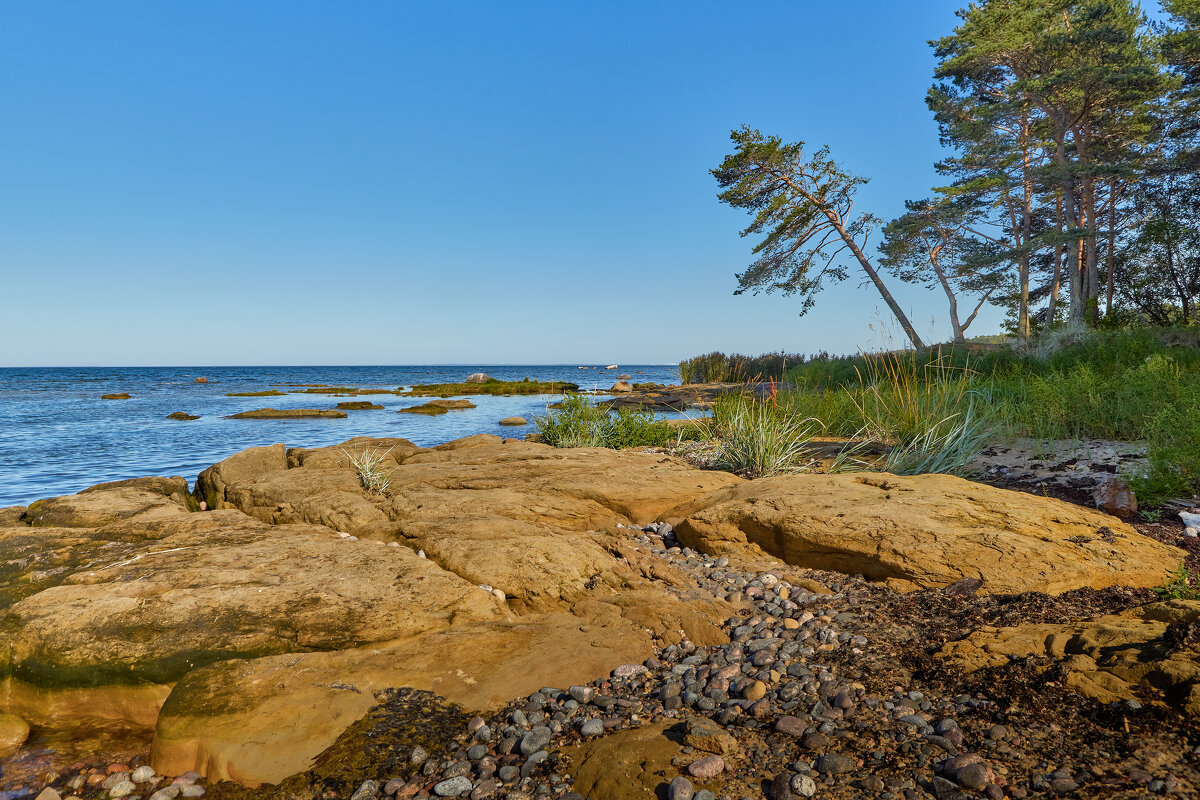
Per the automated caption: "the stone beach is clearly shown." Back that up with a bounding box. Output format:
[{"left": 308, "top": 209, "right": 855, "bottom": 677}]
[{"left": 1, "top": 435, "right": 1197, "bottom": 800}]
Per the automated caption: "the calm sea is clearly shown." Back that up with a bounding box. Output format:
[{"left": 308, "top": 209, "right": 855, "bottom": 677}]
[{"left": 0, "top": 364, "right": 681, "bottom": 508}]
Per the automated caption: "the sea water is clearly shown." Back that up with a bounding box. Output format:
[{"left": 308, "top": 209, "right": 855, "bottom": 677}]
[{"left": 0, "top": 364, "right": 682, "bottom": 507}]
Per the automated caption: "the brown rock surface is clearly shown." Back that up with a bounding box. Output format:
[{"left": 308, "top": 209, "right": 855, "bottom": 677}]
[
  {"left": 940, "top": 600, "right": 1200, "bottom": 715},
  {"left": 194, "top": 443, "right": 287, "bottom": 509},
  {"left": 563, "top": 721, "right": 691, "bottom": 800},
  {"left": 1, "top": 437, "right": 738, "bottom": 786},
  {"left": 672, "top": 472, "right": 1183, "bottom": 594}
]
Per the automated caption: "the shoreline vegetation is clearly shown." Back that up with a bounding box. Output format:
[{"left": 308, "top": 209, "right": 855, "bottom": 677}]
[{"left": 670, "top": 327, "right": 1200, "bottom": 507}]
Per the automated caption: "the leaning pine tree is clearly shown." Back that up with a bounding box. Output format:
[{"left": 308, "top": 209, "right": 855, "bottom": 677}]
[{"left": 712, "top": 127, "right": 926, "bottom": 349}]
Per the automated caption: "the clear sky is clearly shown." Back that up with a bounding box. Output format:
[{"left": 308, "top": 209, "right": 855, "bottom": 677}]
[{"left": 0, "top": 0, "right": 1006, "bottom": 367}]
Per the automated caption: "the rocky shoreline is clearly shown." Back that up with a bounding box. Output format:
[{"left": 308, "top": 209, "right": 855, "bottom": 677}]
[{"left": 1, "top": 436, "right": 1197, "bottom": 800}]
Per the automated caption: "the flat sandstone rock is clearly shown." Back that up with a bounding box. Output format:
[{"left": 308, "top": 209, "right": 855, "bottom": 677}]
[{"left": 671, "top": 472, "right": 1183, "bottom": 594}]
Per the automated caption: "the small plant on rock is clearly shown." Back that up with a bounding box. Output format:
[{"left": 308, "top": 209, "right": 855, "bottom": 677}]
[
  {"left": 1155, "top": 562, "right": 1200, "bottom": 601},
  {"left": 343, "top": 446, "right": 395, "bottom": 495}
]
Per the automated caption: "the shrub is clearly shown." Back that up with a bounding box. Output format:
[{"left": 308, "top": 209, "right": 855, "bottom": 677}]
[{"left": 535, "top": 394, "right": 675, "bottom": 449}]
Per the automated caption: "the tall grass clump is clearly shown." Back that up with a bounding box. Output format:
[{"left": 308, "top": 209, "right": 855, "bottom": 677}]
[
  {"left": 709, "top": 391, "right": 821, "bottom": 478},
  {"left": 536, "top": 394, "right": 676, "bottom": 449},
  {"left": 342, "top": 446, "right": 395, "bottom": 494},
  {"left": 847, "top": 352, "right": 995, "bottom": 476}
]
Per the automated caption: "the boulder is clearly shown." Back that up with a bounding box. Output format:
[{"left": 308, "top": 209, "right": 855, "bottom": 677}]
[
  {"left": 498, "top": 417, "right": 527, "bottom": 426},
  {"left": 226, "top": 408, "right": 347, "bottom": 420},
  {"left": 194, "top": 443, "right": 287, "bottom": 510},
  {"left": 0, "top": 710, "right": 29, "bottom": 759},
  {"left": 617, "top": 374, "right": 632, "bottom": 380},
  {"left": 193, "top": 377, "right": 208, "bottom": 383},
  {"left": 464, "top": 373, "right": 492, "bottom": 383},
  {"left": 610, "top": 381, "right": 633, "bottom": 393},
  {"left": 940, "top": 600, "right": 1200, "bottom": 716},
  {"left": 672, "top": 472, "right": 1184, "bottom": 594},
  {"left": 1093, "top": 476, "right": 1137, "bottom": 517},
  {"left": 166, "top": 412, "right": 199, "bottom": 421}
]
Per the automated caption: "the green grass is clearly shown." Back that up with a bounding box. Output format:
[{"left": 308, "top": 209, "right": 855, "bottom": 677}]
[
  {"left": 535, "top": 393, "right": 676, "bottom": 449},
  {"left": 683, "top": 328, "right": 1200, "bottom": 502},
  {"left": 404, "top": 379, "right": 579, "bottom": 397}
]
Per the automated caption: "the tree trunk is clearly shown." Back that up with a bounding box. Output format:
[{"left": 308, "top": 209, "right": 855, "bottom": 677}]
[
  {"left": 1105, "top": 181, "right": 1119, "bottom": 318},
  {"left": 828, "top": 213, "right": 926, "bottom": 349},
  {"left": 1046, "top": 192, "right": 1064, "bottom": 333}
]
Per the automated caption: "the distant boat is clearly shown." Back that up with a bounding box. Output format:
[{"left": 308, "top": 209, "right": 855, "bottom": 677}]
[{"left": 605, "top": 364, "right": 618, "bottom": 370}]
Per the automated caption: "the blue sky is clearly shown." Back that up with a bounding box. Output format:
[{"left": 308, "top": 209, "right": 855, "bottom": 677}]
[{"left": 0, "top": 0, "right": 1003, "bottom": 366}]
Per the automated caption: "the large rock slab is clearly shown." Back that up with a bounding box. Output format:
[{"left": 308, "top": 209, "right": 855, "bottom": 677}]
[
  {"left": 1, "top": 438, "right": 738, "bottom": 785},
  {"left": 940, "top": 600, "right": 1200, "bottom": 715},
  {"left": 2, "top": 513, "right": 505, "bottom": 687},
  {"left": 672, "top": 472, "right": 1184, "bottom": 594},
  {"left": 152, "top": 613, "right": 656, "bottom": 784}
]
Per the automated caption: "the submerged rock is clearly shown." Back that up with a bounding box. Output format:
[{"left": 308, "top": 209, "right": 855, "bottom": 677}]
[
  {"left": 101, "top": 393, "right": 131, "bottom": 400},
  {"left": 226, "top": 408, "right": 347, "bottom": 419},
  {"left": 166, "top": 412, "right": 199, "bottom": 421},
  {"left": 0, "top": 710, "right": 29, "bottom": 758}
]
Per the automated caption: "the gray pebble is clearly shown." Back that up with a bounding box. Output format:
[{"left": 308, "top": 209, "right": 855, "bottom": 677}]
[
  {"left": 668, "top": 776, "right": 694, "bottom": 800},
  {"left": 350, "top": 780, "right": 380, "bottom": 800},
  {"left": 434, "top": 776, "right": 473, "bottom": 797}
]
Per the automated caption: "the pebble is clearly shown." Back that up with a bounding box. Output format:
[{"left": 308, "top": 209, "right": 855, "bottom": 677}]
[
  {"left": 179, "top": 787, "right": 206, "bottom": 798},
  {"left": 668, "top": 776, "right": 694, "bottom": 800},
  {"left": 789, "top": 774, "right": 817, "bottom": 798},
  {"left": 131, "top": 766, "right": 156, "bottom": 783},
  {"left": 957, "top": 763, "right": 990, "bottom": 791},
  {"left": 108, "top": 782, "right": 137, "bottom": 799},
  {"left": 613, "top": 664, "right": 648, "bottom": 678},
  {"left": 687, "top": 755, "right": 724, "bottom": 779},
  {"left": 434, "top": 776, "right": 473, "bottom": 797},
  {"left": 350, "top": 780, "right": 380, "bottom": 800},
  {"left": 579, "top": 719, "right": 604, "bottom": 737},
  {"left": 149, "top": 789, "right": 180, "bottom": 800},
  {"left": 519, "top": 726, "right": 552, "bottom": 755},
  {"left": 814, "top": 753, "right": 856, "bottom": 774}
]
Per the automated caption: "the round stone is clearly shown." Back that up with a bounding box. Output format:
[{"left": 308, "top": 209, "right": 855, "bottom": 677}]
[
  {"left": 790, "top": 774, "right": 817, "bottom": 797},
  {"left": 687, "top": 755, "right": 725, "bottom": 780},
  {"left": 434, "top": 776, "right": 473, "bottom": 797},
  {"left": 579, "top": 719, "right": 604, "bottom": 737},
  {"left": 131, "top": 766, "right": 156, "bottom": 783},
  {"left": 109, "top": 782, "right": 138, "bottom": 799},
  {"left": 744, "top": 680, "right": 768, "bottom": 701},
  {"left": 668, "top": 776, "right": 694, "bottom": 800}
]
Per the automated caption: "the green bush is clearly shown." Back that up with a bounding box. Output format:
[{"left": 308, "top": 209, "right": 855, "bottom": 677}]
[{"left": 535, "top": 394, "right": 676, "bottom": 449}]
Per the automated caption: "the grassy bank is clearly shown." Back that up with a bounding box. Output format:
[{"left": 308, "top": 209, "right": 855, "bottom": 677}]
[{"left": 678, "top": 328, "right": 1200, "bottom": 504}]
